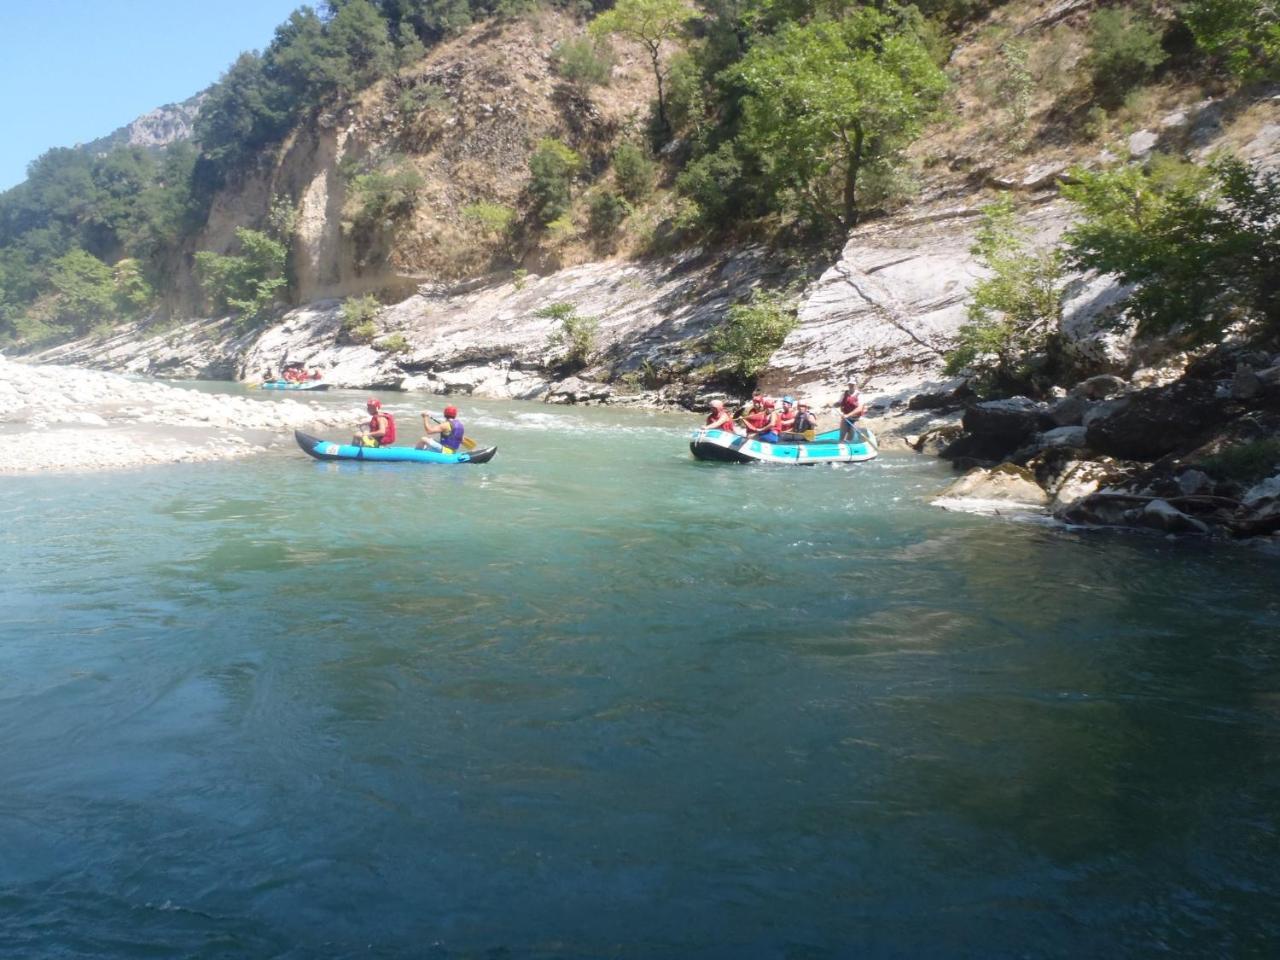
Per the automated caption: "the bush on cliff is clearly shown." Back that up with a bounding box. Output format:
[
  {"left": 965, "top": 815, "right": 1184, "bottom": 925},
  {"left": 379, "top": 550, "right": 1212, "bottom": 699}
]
[
  {"left": 538, "top": 301, "right": 599, "bottom": 372},
  {"left": 711, "top": 290, "right": 797, "bottom": 387},
  {"left": 945, "top": 197, "right": 1065, "bottom": 397}
]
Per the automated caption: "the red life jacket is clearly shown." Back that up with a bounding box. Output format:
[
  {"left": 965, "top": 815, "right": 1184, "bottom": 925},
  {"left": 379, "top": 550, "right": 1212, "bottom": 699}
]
[
  {"left": 778, "top": 409, "right": 796, "bottom": 432},
  {"left": 370, "top": 412, "right": 396, "bottom": 445},
  {"left": 840, "top": 391, "right": 862, "bottom": 416},
  {"left": 744, "top": 410, "right": 768, "bottom": 430}
]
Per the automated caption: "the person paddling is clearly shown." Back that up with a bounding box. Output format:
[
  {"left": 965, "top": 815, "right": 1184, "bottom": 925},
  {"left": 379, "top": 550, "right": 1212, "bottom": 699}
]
[
  {"left": 704, "top": 399, "right": 738, "bottom": 433},
  {"left": 354, "top": 397, "right": 396, "bottom": 447},
  {"left": 418, "top": 405, "right": 465, "bottom": 452},
  {"left": 834, "top": 380, "right": 867, "bottom": 442}
]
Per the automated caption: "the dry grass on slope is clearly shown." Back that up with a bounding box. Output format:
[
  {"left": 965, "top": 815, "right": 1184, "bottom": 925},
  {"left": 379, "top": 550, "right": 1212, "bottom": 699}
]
[{"left": 340, "top": 9, "right": 659, "bottom": 283}]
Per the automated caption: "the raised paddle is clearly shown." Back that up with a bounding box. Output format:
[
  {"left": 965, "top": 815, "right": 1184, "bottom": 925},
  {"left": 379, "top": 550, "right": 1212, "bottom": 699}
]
[{"left": 422, "top": 411, "right": 477, "bottom": 451}]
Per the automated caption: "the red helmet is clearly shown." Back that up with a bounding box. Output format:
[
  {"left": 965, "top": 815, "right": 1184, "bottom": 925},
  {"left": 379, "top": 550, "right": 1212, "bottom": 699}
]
[
  {"left": 443, "top": 405, "right": 458, "bottom": 418},
  {"left": 366, "top": 397, "right": 381, "bottom": 409}
]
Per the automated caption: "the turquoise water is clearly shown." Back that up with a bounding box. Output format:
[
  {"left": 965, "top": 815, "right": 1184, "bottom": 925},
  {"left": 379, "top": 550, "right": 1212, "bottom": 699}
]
[{"left": 2, "top": 393, "right": 1278, "bottom": 958}]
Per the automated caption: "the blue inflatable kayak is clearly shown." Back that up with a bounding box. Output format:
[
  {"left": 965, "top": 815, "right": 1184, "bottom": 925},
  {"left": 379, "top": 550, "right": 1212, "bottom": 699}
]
[
  {"left": 690, "top": 427, "right": 878, "bottom": 465},
  {"left": 294, "top": 430, "right": 497, "bottom": 464},
  {"left": 259, "top": 380, "right": 329, "bottom": 391}
]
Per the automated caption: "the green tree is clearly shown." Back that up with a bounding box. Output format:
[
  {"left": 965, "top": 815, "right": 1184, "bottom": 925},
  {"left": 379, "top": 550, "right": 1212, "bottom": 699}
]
[
  {"left": 528, "top": 139, "right": 585, "bottom": 225},
  {"left": 727, "top": 5, "right": 946, "bottom": 231},
  {"left": 1184, "top": 0, "right": 1280, "bottom": 80},
  {"left": 589, "top": 0, "right": 699, "bottom": 138},
  {"left": 194, "top": 227, "right": 289, "bottom": 323},
  {"left": 1062, "top": 155, "right": 1280, "bottom": 339},
  {"left": 49, "top": 249, "right": 116, "bottom": 330},
  {"left": 944, "top": 197, "right": 1065, "bottom": 395},
  {"left": 324, "top": 0, "right": 397, "bottom": 96}
]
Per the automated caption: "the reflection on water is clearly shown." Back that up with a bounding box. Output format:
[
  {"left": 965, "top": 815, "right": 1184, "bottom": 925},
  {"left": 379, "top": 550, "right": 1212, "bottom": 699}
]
[{"left": 0, "top": 397, "right": 1277, "bottom": 958}]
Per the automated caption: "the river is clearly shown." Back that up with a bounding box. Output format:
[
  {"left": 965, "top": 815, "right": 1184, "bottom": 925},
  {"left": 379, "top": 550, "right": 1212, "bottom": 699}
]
[{"left": 2, "top": 391, "right": 1277, "bottom": 958}]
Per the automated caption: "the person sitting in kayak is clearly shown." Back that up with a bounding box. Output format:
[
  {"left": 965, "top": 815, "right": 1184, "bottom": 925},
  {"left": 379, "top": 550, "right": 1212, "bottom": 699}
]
[
  {"left": 834, "top": 380, "right": 867, "bottom": 442},
  {"left": 776, "top": 396, "right": 797, "bottom": 434},
  {"left": 748, "top": 399, "right": 781, "bottom": 444},
  {"left": 784, "top": 401, "right": 819, "bottom": 441},
  {"left": 417, "top": 405, "right": 465, "bottom": 452},
  {"left": 354, "top": 397, "right": 396, "bottom": 447},
  {"left": 704, "top": 399, "right": 738, "bottom": 433},
  {"left": 740, "top": 396, "right": 769, "bottom": 436}
]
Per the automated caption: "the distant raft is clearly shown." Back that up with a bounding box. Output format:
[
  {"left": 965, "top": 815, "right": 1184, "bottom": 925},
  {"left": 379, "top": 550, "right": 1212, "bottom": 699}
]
[
  {"left": 690, "top": 427, "right": 878, "bottom": 465},
  {"left": 294, "top": 430, "right": 497, "bottom": 465},
  {"left": 258, "top": 380, "right": 329, "bottom": 391}
]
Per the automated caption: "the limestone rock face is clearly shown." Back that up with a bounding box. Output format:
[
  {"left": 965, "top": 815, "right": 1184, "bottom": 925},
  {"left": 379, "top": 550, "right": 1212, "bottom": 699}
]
[{"left": 1059, "top": 273, "right": 1137, "bottom": 369}]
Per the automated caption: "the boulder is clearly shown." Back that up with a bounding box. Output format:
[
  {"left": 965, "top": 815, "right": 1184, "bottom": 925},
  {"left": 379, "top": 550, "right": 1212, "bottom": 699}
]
[
  {"left": 1128, "top": 129, "right": 1159, "bottom": 158},
  {"left": 935, "top": 462, "right": 1050, "bottom": 509},
  {"left": 1039, "top": 425, "right": 1088, "bottom": 449},
  {"left": 956, "top": 397, "right": 1053, "bottom": 460},
  {"left": 907, "top": 377, "right": 972, "bottom": 410},
  {"left": 909, "top": 423, "right": 965, "bottom": 456},
  {"left": 1049, "top": 394, "right": 1096, "bottom": 426},
  {"left": 1231, "top": 363, "right": 1262, "bottom": 400},
  {"left": 1047, "top": 458, "right": 1130, "bottom": 512},
  {"left": 1243, "top": 474, "right": 1280, "bottom": 508},
  {"left": 1069, "top": 374, "right": 1128, "bottom": 401},
  {"left": 1084, "top": 381, "right": 1225, "bottom": 461},
  {"left": 1176, "top": 468, "right": 1214, "bottom": 497},
  {"left": 1139, "top": 499, "right": 1210, "bottom": 535},
  {"left": 544, "top": 376, "right": 615, "bottom": 405}
]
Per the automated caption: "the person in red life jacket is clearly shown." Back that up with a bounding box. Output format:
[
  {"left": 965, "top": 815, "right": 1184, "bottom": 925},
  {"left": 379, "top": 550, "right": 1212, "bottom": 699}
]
[
  {"left": 749, "top": 399, "right": 782, "bottom": 443},
  {"left": 740, "top": 396, "right": 769, "bottom": 435},
  {"left": 776, "top": 396, "right": 797, "bottom": 434},
  {"left": 309, "top": 368, "right": 323, "bottom": 380},
  {"left": 354, "top": 397, "right": 396, "bottom": 447},
  {"left": 704, "top": 399, "right": 738, "bottom": 433},
  {"left": 417, "top": 405, "right": 466, "bottom": 452},
  {"left": 834, "top": 379, "right": 867, "bottom": 442}
]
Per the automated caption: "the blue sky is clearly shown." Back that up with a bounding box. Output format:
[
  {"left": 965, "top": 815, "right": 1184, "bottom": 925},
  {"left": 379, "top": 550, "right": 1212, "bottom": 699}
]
[{"left": 0, "top": 0, "right": 305, "bottom": 191}]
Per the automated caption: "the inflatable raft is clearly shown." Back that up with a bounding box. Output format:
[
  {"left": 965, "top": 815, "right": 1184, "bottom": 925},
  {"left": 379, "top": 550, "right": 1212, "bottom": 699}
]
[
  {"left": 259, "top": 380, "right": 329, "bottom": 391},
  {"left": 689, "top": 427, "right": 878, "bottom": 465},
  {"left": 295, "top": 430, "right": 497, "bottom": 464}
]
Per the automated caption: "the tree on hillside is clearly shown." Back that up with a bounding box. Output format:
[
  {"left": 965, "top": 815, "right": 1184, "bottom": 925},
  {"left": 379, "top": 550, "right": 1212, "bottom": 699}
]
[
  {"left": 727, "top": 6, "right": 946, "bottom": 231},
  {"left": 590, "top": 0, "right": 699, "bottom": 139}
]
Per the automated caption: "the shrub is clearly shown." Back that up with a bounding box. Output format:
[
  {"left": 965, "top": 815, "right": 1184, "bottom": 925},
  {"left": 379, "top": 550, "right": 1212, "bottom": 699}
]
[
  {"left": 396, "top": 82, "right": 447, "bottom": 122},
  {"left": 944, "top": 196, "right": 1065, "bottom": 395},
  {"left": 538, "top": 301, "right": 599, "bottom": 371},
  {"left": 340, "top": 293, "right": 381, "bottom": 343},
  {"left": 675, "top": 143, "right": 749, "bottom": 232},
  {"left": 528, "top": 139, "right": 584, "bottom": 225},
  {"left": 588, "top": 190, "right": 631, "bottom": 237},
  {"left": 1085, "top": 8, "right": 1168, "bottom": 106},
  {"left": 1062, "top": 155, "right": 1280, "bottom": 340},
  {"left": 345, "top": 157, "right": 424, "bottom": 228},
  {"left": 711, "top": 290, "right": 797, "bottom": 385},
  {"left": 1197, "top": 439, "right": 1280, "bottom": 485},
  {"left": 375, "top": 333, "right": 410, "bottom": 354},
  {"left": 551, "top": 36, "right": 614, "bottom": 88},
  {"left": 612, "top": 143, "right": 655, "bottom": 203}
]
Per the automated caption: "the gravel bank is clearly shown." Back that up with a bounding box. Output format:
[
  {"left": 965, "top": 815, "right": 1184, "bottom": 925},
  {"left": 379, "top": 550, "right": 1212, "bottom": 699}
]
[{"left": 0, "top": 356, "right": 347, "bottom": 474}]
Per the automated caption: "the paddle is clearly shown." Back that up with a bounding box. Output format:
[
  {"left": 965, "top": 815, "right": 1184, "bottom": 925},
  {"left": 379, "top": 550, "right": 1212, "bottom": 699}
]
[{"left": 422, "top": 411, "right": 477, "bottom": 451}]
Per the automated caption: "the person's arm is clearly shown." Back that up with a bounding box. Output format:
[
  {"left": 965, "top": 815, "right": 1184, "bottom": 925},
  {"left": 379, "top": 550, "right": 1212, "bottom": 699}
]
[{"left": 369, "top": 414, "right": 390, "bottom": 440}]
